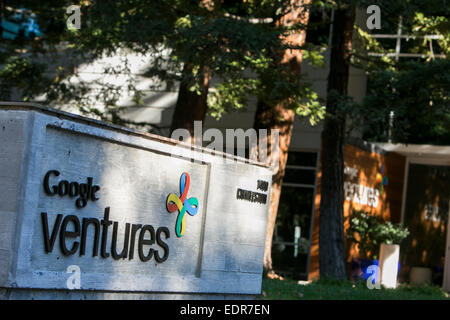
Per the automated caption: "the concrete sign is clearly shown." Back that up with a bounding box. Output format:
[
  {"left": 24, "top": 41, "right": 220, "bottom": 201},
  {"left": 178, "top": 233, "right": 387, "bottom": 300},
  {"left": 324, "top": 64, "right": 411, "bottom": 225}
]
[{"left": 0, "top": 102, "right": 271, "bottom": 299}]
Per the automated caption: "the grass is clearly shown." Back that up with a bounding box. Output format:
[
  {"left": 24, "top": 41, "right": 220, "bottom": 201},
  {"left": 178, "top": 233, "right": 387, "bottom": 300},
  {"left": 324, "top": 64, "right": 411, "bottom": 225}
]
[{"left": 260, "top": 277, "right": 450, "bottom": 300}]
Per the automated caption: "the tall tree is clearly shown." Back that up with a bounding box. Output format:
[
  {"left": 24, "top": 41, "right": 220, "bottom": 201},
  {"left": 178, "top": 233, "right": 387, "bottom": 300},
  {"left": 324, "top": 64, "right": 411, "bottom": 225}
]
[
  {"left": 167, "top": 1, "right": 323, "bottom": 142},
  {"left": 316, "top": 0, "right": 448, "bottom": 279},
  {"left": 50, "top": 1, "right": 293, "bottom": 137},
  {"left": 1, "top": 1, "right": 324, "bottom": 136},
  {"left": 253, "top": 0, "right": 313, "bottom": 273},
  {"left": 318, "top": 1, "right": 355, "bottom": 280}
]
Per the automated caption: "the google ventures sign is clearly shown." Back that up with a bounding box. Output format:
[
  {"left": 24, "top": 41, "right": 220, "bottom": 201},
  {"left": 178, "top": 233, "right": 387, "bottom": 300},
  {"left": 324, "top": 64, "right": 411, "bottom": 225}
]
[
  {"left": 343, "top": 165, "right": 388, "bottom": 208},
  {"left": 1, "top": 105, "right": 272, "bottom": 297},
  {"left": 40, "top": 169, "right": 173, "bottom": 263}
]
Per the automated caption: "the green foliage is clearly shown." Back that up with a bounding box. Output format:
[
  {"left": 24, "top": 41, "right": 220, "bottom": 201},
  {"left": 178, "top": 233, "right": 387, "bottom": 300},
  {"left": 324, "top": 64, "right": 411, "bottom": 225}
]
[
  {"left": 0, "top": 56, "right": 48, "bottom": 100},
  {"left": 374, "top": 221, "right": 410, "bottom": 245},
  {"left": 351, "top": 1, "right": 449, "bottom": 146},
  {"left": 347, "top": 210, "right": 381, "bottom": 259},
  {"left": 207, "top": 77, "right": 258, "bottom": 119},
  {"left": 347, "top": 210, "right": 409, "bottom": 259},
  {"left": 3, "top": 0, "right": 446, "bottom": 137},
  {"left": 353, "top": 0, "right": 449, "bottom": 68},
  {"left": 363, "top": 59, "right": 450, "bottom": 145},
  {"left": 0, "top": 1, "right": 326, "bottom": 127},
  {"left": 413, "top": 13, "right": 450, "bottom": 56}
]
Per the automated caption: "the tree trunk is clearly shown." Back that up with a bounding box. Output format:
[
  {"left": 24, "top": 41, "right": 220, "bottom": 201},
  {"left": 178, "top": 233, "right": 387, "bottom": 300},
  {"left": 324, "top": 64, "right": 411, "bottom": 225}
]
[
  {"left": 170, "top": 64, "right": 211, "bottom": 142},
  {"left": 254, "top": 101, "right": 296, "bottom": 272},
  {"left": 253, "top": 0, "right": 311, "bottom": 273},
  {"left": 318, "top": 5, "right": 355, "bottom": 280}
]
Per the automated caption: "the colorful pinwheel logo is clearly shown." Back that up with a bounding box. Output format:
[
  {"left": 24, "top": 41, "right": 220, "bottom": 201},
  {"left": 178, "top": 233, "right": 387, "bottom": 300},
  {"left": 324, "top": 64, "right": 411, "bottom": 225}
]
[
  {"left": 376, "top": 164, "right": 388, "bottom": 195},
  {"left": 166, "top": 172, "right": 199, "bottom": 237}
]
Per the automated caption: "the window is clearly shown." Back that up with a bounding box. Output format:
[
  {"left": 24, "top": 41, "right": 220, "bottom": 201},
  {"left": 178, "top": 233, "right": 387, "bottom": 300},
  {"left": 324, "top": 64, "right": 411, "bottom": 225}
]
[{"left": 272, "top": 151, "right": 318, "bottom": 279}]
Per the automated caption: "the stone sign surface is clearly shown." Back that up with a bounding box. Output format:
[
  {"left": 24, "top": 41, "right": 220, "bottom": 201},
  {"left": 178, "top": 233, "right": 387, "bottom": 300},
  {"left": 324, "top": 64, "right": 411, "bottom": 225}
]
[{"left": 0, "top": 102, "right": 271, "bottom": 298}]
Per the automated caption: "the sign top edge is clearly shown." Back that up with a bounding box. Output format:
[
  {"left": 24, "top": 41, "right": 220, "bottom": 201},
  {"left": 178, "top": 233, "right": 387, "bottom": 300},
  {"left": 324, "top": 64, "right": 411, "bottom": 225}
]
[{"left": 0, "top": 101, "right": 270, "bottom": 169}]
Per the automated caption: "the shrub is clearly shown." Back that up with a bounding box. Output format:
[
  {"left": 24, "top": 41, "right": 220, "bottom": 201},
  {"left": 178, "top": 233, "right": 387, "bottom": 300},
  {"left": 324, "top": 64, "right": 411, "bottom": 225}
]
[{"left": 347, "top": 210, "right": 409, "bottom": 259}]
